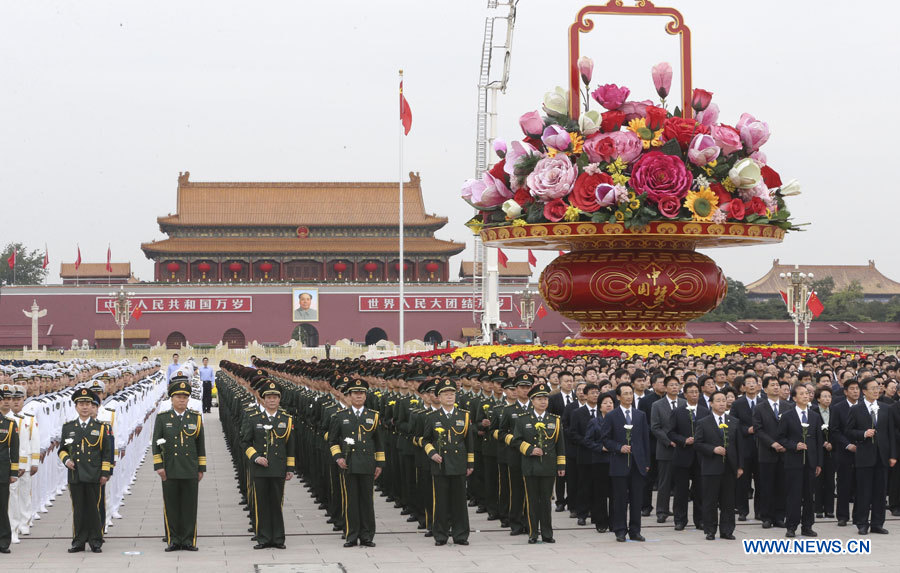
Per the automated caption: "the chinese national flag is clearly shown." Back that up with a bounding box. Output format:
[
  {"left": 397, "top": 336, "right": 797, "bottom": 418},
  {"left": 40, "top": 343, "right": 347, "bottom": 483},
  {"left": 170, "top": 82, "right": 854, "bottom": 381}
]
[
  {"left": 779, "top": 290, "right": 788, "bottom": 307},
  {"left": 807, "top": 291, "right": 824, "bottom": 318},
  {"left": 6, "top": 248, "right": 15, "bottom": 269},
  {"left": 131, "top": 305, "right": 143, "bottom": 320},
  {"left": 536, "top": 303, "right": 548, "bottom": 319},
  {"left": 527, "top": 249, "right": 537, "bottom": 267},
  {"left": 558, "top": 250, "right": 565, "bottom": 256},
  {"left": 497, "top": 248, "right": 508, "bottom": 268},
  {"left": 75, "top": 246, "right": 82, "bottom": 270},
  {"left": 43, "top": 245, "right": 49, "bottom": 269},
  {"left": 106, "top": 246, "right": 112, "bottom": 272},
  {"left": 400, "top": 81, "right": 412, "bottom": 135}
]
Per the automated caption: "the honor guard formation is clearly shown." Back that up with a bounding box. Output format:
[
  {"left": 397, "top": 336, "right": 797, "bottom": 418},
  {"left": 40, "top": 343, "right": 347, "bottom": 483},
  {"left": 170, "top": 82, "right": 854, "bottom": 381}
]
[{"left": 2, "top": 348, "right": 900, "bottom": 555}]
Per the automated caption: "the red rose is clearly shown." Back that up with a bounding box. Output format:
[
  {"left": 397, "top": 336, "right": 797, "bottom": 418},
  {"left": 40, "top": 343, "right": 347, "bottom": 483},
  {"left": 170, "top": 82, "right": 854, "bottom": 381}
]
[
  {"left": 543, "top": 198, "right": 568, "bottom": 222},
  {"left": 710, "top": 182, "right": 731, "bottom": 206},
  {"left": 523, "top": 135, "right": 544, "bottom": 152},
  {"left": 724, "top": 199, "right": 745, "bottom": 220},
  {"left": 569, "top": 171, "right": 614, "bottom": 212},
  {"left": 645, "top": 106, "right": 667, "bottom": 131},
  {"left": 600, "top": 110, "right": 626, "bottom": 133},
  {"left": 656, "top": 195, "right": 682, "bottom": 219},
  {"left": 760, "top": 165, "right": 782, "bottom": 188},
  {"left": 662, "top": 117, "right": 709, "bottom": 149},
  {"left": 488, "top": 159, "right": 507, "bottom": 185},
  {"left": 513, "top": 187, "right": 531, "bottom": 206},
  {"left": 748, "top": 196, "right": 768, "bottom": 216}
]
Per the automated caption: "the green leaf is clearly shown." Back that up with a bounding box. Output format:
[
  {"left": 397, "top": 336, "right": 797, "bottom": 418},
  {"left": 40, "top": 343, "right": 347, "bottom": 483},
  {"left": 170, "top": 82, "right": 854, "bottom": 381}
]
[
  {"left": 526, "top": 202, "right": 546, "bottom": 223},
  {"left": 673, "top": 106, "right": 682, "bottom": 118},
  {"left": 658, "top": 138, "right": 683, "bottom": 157},
  {"left": 575, "top": 153, "right": 590, "bottom": 170},
  {"left": 591, "top": 211, "right": 609, "bottom": 223}
]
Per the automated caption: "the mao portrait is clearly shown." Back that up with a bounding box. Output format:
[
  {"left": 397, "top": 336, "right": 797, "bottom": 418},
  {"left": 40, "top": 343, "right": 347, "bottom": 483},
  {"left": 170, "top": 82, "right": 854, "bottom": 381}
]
[{"left": 292, "top": 288, "right": 319, "bottom": 322}]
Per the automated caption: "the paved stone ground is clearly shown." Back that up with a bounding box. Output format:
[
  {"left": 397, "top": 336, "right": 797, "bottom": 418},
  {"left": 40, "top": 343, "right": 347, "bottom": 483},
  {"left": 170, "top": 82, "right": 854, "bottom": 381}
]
[{"left": 8, "top": 408, "right": 900, "bottom": 572}]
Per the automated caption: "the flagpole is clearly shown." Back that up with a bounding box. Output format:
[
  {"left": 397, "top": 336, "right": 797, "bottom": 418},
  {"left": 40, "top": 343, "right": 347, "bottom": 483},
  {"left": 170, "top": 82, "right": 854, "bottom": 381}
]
[{"left": 398, "top": 69, "right": 405, "bottom": 353}]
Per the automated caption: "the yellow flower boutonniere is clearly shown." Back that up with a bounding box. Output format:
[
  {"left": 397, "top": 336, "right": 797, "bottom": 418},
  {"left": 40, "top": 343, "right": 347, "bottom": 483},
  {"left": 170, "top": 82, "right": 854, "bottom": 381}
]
[
  {"left": 410, "top": 399, "right": 419, "bottom": 405},
  {"left": 534, "top": 422, "right": 546, "bottom": 430},
  {"left": 388, "top": 400, "right": 396, "bottom": 406},
  {"left": 435, "top": 427, "right": 445, "bottom": 434}
]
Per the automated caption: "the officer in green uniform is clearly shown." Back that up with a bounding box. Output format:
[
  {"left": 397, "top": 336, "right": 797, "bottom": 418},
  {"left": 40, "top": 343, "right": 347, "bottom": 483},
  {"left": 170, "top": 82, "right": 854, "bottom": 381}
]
[
  {"left": 512, "top": 382, "right": 566, "bottom": 544},
  {"left": 328, "top": 378, "right": 384, "bottom": 548},
  {"left": 498, "top": 373, "right": 534, "bottom": 535},
  {"left": 241, "top": 380, "right": 296, "bottom": 549},
  {"left": 59, "top": 388, "right": 113, "bottom": 553},
  {"left": 152, "top": 377, "right": 207, "bottom": 552},
  {"left": 0, "top": 384, "right": 20, "bottom": 554}
]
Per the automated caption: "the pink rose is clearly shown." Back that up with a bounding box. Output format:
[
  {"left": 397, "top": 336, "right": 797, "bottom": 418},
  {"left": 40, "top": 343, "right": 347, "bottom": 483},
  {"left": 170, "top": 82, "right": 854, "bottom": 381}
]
[
  {"left": 591, "top": 84, "right": 630, "bottom": 111},
  {"left": 519, "top": 111, "right": 544, "bottom": 137},
  {"left": 583, "top": 134, "right": 617, "bottom": 163},
  {"left": 629, "top": 151, "right": 694, "bottom": 203},
  {"left": 711, "top": 125, "right": 742, "bottom": 156},
  {"left": 656, "top": 195, "right": 682, "bottom": 219},
  {"left": 696, "top": 103, "right": 719, "bottom": 127},
  {"left": 620, "top": 100, "right": 653, "bottom": 123},
  {"left": 526, "top": 156, "right": 578, "bottom": 202},
  {"left": 687, "top": 134, "right": 721, "bottom": 167}
]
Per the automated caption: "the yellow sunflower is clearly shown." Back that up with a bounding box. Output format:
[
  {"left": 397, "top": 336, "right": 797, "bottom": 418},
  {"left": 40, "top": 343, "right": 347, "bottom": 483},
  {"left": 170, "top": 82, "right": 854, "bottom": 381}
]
[{"left": 684, "top": 187, "right": 719, "bottom": 222}]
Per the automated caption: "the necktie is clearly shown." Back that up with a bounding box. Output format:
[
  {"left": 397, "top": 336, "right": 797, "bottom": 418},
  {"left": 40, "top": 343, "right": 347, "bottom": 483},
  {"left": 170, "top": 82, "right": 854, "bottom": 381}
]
[
  {"left": 671, "top": 400, "right": 676, "bottom": 411},
  {"left": 565, "top": 395, "right": 570, "bottom": 406},
  {"left": 719, "top": 415, "right": 724, "bottom": 426},
  {"left": 625, "top": 409, "right": 632, "bottom": 425},
  {"left": 801, "top": 410, "right": 807, "bottom": 424},
  {"left": 773, "top": 402, "right": 779, "bottom": 419},
  {"left": 871, "top": 407, "right": 878, "bottom": 426},
  {"left": 590, "top": 408, "right": 596, "bottom": 418},
  {"left": 749, "top": 398, "right": 755, "bottom": 412}
]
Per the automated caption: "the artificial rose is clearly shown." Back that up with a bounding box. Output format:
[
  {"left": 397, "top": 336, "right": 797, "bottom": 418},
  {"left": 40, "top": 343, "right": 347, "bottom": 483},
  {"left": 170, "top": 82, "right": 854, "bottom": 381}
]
[
  {"left": 737, "top": 113, "right": 770, "bottom": 151},
  {"left": 723, "top": 199, "right": 745, "bottom": 220},
  {"left": 488, "top": 158, "right": 507, "bottom": 183},
  {"left": 620, "top": 100, "right": 652, "bottom": 122},
  {"left": 710, "top": 125, "right": 742, "bottom": 155},
  {"left": 760, "top": 165, "right": 782, "bottom": 189},
  {"left": 461, "top": 171, "right": 512, "bottom": 209},
  {"left": 541, "top": 124, "right": 571, "bottom": 151},
  {"left": 543, "top": 87, "right": 569, "bottom": 116},
  {"left": 583, "top": 133, "right": 616, "bottom": 163},
  {"left": 645, "top": 106, "right": 667, "bottom": 131},
  {"left": 543, "top": 198, "right": 568, "bottom": 222},
  {"left": 652, "top": 62, "right": 672, "bottom": 99},
  {"left": 578, "top": 110, "right": 601, "bottom": 136},
  {"left": 600, "top": 110, "right": 626, "bottom": 132},
  {"left": 687, "top": 134, "right": 721, "bottom": 167},
  {"left": 493, "top": 139, "right": 507, "bottom": 158},
  {"left": 697, "top": 103, "right": 719, "bottom": 127},
  {"left": 607, "top": 131, "right": 643, "bottom": 163},
  {"left": 747, "top": 196, "right": 768, "bottom": 216},
  {"left": 519, "top": 111, "right": 544, "bottom": 137},
  {"left": 570, "top": 171, "right": 614, "bottom": 212},
  {"left": 502, "top": 199, "right": 522, "bottom": 219},
  {"left": 710, "top": 182, "right": 732, "bottom": 206},
  {"left": 750, "top": 150, "right": 767, "bottom": 165},
  {"left": 630, "top": 151, "right": 694, "bottom": 202},
  {"left": 595, "top": 183, "right": 628, "bottom": 208},
  {"left": 729, "top": 158, "right": 762, "bottom": 189},
  {"left": 691, "top": 88, "right": 713, "bottom": 112},
  {"left": 591, "top": 83, "right": 630, "bottom": 110},
  {"left": 662, "top": 117, "right": 709, "bottom": 149},
  {"left": 656, "top": 195, "right": 682, "bottom": 218},
  {"left": 526, "top": 155, "right": 578, "bottom": 201},
  {"left": 503, "top": 140, "right": 539, "bottom": 178},
  {"left": 512, "top": 187, "right": 531, "bottom": 206},
  {"left": 578, "top": 56, "right": 594, "bottom": 85}
]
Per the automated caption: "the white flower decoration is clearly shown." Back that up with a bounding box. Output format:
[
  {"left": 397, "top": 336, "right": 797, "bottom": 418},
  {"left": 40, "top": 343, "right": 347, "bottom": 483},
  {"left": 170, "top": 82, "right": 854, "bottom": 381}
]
[
  {"left": 64, "top": 438, "right": 74, "bottom": 445},
  {"left": 344, "top": 437, "right": 355, "bottom": 445},
  {"left": 623, "top": 424, "right": 634, "bottom": 431},
  {"left": 156, "top": 438, "right": 166, "bottom": 445},
  {"left": 263, "top": 425, "right": 273, "bottom": 431},
  {"left": 821, "top": 424, "right": 829, "bottom": 431},
  {"left": 800, "top": 422, "right": 809, "bottom": 429}
]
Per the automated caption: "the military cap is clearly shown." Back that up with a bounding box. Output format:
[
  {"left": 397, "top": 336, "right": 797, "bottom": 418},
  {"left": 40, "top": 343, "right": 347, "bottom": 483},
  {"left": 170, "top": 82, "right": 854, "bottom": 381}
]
[
  {"left": 171, "top": 374, "right": 190, "bottom": 385},
  {"left": 0, "top": 384, "right": 12, "bottom": 399},
  {"left": 527, "top": 382, "right": 551, "bottom": 398},
  {"left": 89, "top": 380, "right": 105, "bottom": 393},
  {"left": 260, "top": 381, "right": 281, "bottom": 397},
  {"left": 11, "top": 385, "right": 25, "bottom": 398},
  {"left": 419, "top": 379, "right": 436, "bottom": 394},
  {"left": 501, "top": 377, "right": 516, "bottom": 390},
  {"left": 344, "top": 378, "right": 369, "bottom": 394},
  {"left": 168, "top": 379, "right": 192, "bottom": 397},
  {"left": 408, "top": 367, "right": 428, "bottom": 381},
  {"left": 491, "top": 370, "right": 508, "bottom": 383},
  {"left": 515, "top": 373, "right": 535, "bottom": 386},
  {"left": 434, "top": 378, "right": 457, "bottom": 394},
  {"left": 73, "top": 387, "right": 99, "bottom": 404}
]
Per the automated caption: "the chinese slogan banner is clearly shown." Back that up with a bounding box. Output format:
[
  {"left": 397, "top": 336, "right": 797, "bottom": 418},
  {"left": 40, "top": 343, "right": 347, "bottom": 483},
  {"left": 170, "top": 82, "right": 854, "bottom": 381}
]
[
  {"left": 359, "top": 295, "right": 513, "bottom": 312},
  {"left": 96, "top": 296, "right": 252, "bottom": 314}
]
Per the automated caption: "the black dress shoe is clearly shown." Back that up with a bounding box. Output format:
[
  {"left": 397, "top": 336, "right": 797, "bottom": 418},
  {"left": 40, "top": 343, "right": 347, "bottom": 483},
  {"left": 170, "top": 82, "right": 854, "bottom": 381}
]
[
  {"left": 476, "top": 507, "right": 487, "bottom": 514},
  {"left": 161, "top": 537, "right": 168, "bottom": 542},
  {"left": 317, "top": 503, "right": 327, "bottom": 510},
  {"left": 424, "top": 531, "right": 433, "bottom": 538},
  {"left": 509, "top": 528, "right": 524, "bottom": 536},
  {"left": 468, "top": 499, "right": 478, "bottom": 507},
  {"left": 837, "top": 519, "right": 848, "bottom": 526},
  {"left": 555, "top": 504, "right": 565, "bottom": 513},
  {"left": 641, "top": 508, "right": 652, "bottom": 517},
  {"left": 871, "top": 526, "right": 889, "bottom": 534},
  {"left": 253, "top": 544, "right": 268, "bottom": 549},
  {"left": 577, "top": 518, "right": 586, "bottom": 526},
  {"left": 761, "top": 520, "right": 773, "bottom": 529},
  {"left": 785, "top": 529, "right": 796, "bottom": 538},
  {"left": 773, "top": 520, "right": 785, "bottom": 528},
  {"left": 815, "top": 513, "right": 824, "bottom": 519},
  {"left": 674, "top": 523, "right": 685, "bottom": 531},
  {"left": 406, "top": 516, "right": 418, "bottom": 523},
  {"left": 400, "top": 509, "right": 411, "bottom": 515},
  {"left": 721, "top": 534, "right": 735, "bottom": 540},
  {"left": 272, "top": 544, "right": 286, "bottom": 549},
  {"left": 487, "top": 514, "right": 500, "bottom": 521},
  {"left": 417, "top": 523, "right": 427, "bottom": 529},
  {"left": 343, "top": 541, "right": 357, "bottom": 548},
  {"left": 825, "top": 513, "right": 835, "bottom": 518},
  {"left": 500, "top": 520, "right": 510, "bottom": 528},
  {"left": 542, "top": 538, "right": 555, "bottom": 543},
  {"left": 165, "top": 544, "right": 180, "bottom": 552},
  {"left": 455, "top": 540, "right": 469, "bottom": 545},
  {"left": 435, "top": 540, "right": 447, "bottom": 546},
  {"left": 657, "top": 515, "right": 668, "bottom": 523},
  {"left": 596, "top": 526, "right": 608, "bottom": 533},
  {"left": 360, "top": 540, "right": 376, "bottom": 547},
  {"left": 184, "top": 545, "right": 200, "bottom": 551},
  {"left": 527, "top": 538, "right": 537, "bottom": 544},
  {"left": 737, "top": 514, "right": 747, "bottom": 522},
  {"left": 705, "top": 533, "right": 716, "bottom": 541},
  {"left": 0, "top": 548, "right": 9, "bottom": 554},
  {"left": 801, "top": 528, "right": 817, "bottom": 537},
  {"left": 615, "top": 533, "right": 627, "bottom": 542},
  {"left": 568, "top": 511, "right": 577, "bottom": 519},
  {"left": 629, "top": 533, "right": 646, "bottom": 542},
  {"left": 68, "top": 545, "right": 85, "bottom": 553},
  {"left": 858, "top": 526, "right": 869, "bottom": 535},
  {"left": 892, "top": 509, "right": 900, "bottom": 517}
]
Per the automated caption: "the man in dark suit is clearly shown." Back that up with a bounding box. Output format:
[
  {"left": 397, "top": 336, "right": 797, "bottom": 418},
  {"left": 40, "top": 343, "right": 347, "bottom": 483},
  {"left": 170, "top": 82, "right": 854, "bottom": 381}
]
[
  {"left": 777, "top": 384, "right": 823, "bottom": 537},
  {"left": 846, "top": 377, "right": 898, "bottom": 535},
  {"left": 669, "top": 381, "right": 707, "bottom": 531},
  {"left": 560, "top": 381, "right": 585, "bottom": 517},
  {"left": 634, "top": 372, "right": 659, "bottom": 516},
  {"left": 830, "top": 377, "right": 860, "bottom": 527},
  {"left": 695, "top": 391, "right": 742, "bottom": 540},
  {"left": 568, "top": 383, "right": 602, "bottom": 527},
  {"left": 598, "top": 383, "right": 650, "bottom": 542},
  {"left": 548, "top": 372, "right": 576, "bottom": 512},
  {"left": 730, "top": 374, "right": 761, "bottom": 521},
  {"left": 650, "top": 376, "right": 684, "bottom": 523},
  {"left": 753, "top": 375, "right": 789, "bottom": 528}
]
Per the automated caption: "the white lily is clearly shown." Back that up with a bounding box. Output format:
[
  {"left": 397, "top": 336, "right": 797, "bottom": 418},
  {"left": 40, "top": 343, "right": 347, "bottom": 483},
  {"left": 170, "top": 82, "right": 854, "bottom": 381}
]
[
  {"left": 64, "top": 438, "right": 74, "bottom": 445},
  {"left": 156, "top": 438, "right": 166, "bottom": 445},
  {"left": 344, "top": 437, "right": 355, "bottom": 445},
  {"left": 623, "top": 424, "right": 634, "bottom": 431},
  {"left": 263, "top": 425, "right": 273, "bottom": 430}
]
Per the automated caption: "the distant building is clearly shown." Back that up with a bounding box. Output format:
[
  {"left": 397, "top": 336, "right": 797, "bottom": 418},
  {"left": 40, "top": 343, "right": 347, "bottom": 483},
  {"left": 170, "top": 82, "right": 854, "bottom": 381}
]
[
  {"left": 60, "top": 262, "right": 135, "bottom": 285},
  {"left": 458, "top": 261, "right": 532, "bottom": 285},
  {"left": 746, "top": 259, "right": 900, "bottom": 303}
]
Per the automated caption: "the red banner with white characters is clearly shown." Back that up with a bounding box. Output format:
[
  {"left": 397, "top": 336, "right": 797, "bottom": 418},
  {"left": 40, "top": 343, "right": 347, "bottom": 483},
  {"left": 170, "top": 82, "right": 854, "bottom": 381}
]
[
  {"left": 359, "top": 295, "right": 513, "bottom": 312},
  {"left": 96, "top": 296, "right": 252, "bottom": 314}
]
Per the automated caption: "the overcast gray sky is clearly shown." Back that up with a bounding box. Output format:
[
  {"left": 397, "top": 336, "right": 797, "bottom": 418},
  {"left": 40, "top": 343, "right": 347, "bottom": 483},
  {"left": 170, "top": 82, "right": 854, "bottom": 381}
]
[{"left": 1, "top": 0, "right": 896, "bottom": 286}]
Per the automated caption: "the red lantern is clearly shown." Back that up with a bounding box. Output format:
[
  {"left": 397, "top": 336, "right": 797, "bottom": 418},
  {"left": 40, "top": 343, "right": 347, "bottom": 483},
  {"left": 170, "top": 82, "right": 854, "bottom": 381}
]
[
  {"left": 394, "top": 262, "right": 409, "bottom": 271},
  {"left": 228, "top": 262, "right": 242, "bottom": 280},
  {"left": 333, "top": 261, "right": 347, "bottom": 279},
  {"left": 425, "top": 261, "right": 440, "bottom": 280},
  {"left": 259, "top": 261, "right": 273, "bottom": 280},
  {"left": 197, "top": 262, "right": 211, "bottom": 280},
  {"left": 363, "top": 262, "right": 377, "bottom": 280},
  {"left": 166, "top": 261, "right": 180, "bottom": 280}
]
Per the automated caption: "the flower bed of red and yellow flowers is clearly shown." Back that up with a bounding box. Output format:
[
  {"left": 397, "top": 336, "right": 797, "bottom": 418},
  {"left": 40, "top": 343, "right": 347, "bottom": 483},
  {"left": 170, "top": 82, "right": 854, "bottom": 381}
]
[
  {"left": 388, "top": 344, "right": 848, "bottom": 363},
  {"left": 461, "top": 58, "right": 802, "bottom": 232}
]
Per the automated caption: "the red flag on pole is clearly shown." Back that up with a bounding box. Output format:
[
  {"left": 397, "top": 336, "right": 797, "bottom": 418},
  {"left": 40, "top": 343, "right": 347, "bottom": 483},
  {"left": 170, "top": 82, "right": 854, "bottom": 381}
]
[
  {"left": 779, "top": 290, "right": 788, "bottom": 306},
  {"left": 131, "top": 306, "right": 142, "bottom": 320},
  {"left": 400, "top": 80, "right": 412, "bottom": 135},
  {"left": 497, "top": 248, "right": 508, "bottom": 268},
  {"left": 106, "top": 245, "right": 112, "bottom": 272},
  {"left": 6, "top": 248, "right": 15, "bottom": 269},
  {"left": 807, "top": 291, "right": 824, "bottom": 318},
  {"left": 558, "top": 250, "right": 565, "bottom": 256},
  {"left": 75, "top": 245, "right": 82, "bottom": 270},
  {"left": 536, "top": 303, "right": 548, "bottom": 319},
  {"left": 527, "top": 249, "right": 537, "bottom": 267},
  {"left": 43, "top": 245, "right": 49, "bottom": 269}
]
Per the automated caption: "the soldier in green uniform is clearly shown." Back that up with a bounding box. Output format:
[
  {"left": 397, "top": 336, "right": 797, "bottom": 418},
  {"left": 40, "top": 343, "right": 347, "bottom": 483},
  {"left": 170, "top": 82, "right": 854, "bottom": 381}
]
[
  {"left": 422, "top": 378, "right": 475, "bottom": 546},
  {"left": 498, "top": 373, "right": 534, "bottom": 535},
  {"left": 0, "top": 384, "right": 20, "bottom": 554},
  {"left": 152, "top": 377, "right": 207, "bottom": 552},
  {"left": 328, "top": 379, "right": 384, "bottom": 548},
  {"left": 59, "top": 388, "right": 113, "bottom": 553},
  {"left": 512, "top": 382, "right": 566, "bottom": 543},
  {"left": 241, "top": 380, "right": 296, "bottom": 549}
]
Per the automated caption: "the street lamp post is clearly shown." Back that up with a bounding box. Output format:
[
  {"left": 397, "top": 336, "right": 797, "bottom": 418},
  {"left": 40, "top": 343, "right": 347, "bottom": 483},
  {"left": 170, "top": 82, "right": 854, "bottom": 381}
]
[
  {"left": 108, "top": 285, "right": 136, "bottom": 356},
  {"left": 779, "top": 266, "right": 814, "bottom": 346},
  {"left": 517, "top": 285, "right": 537, "bottom": 329}
]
